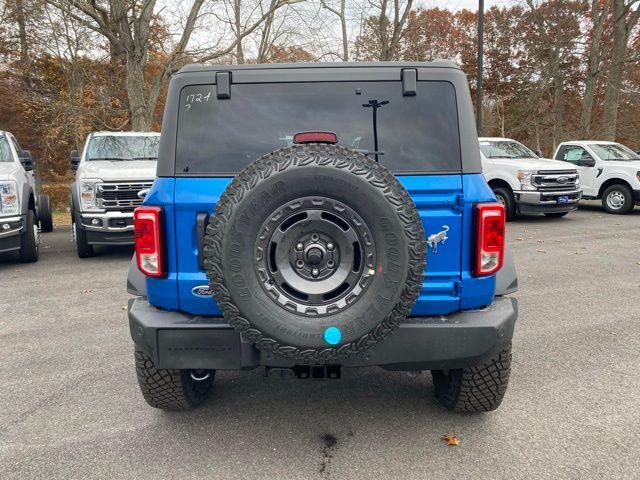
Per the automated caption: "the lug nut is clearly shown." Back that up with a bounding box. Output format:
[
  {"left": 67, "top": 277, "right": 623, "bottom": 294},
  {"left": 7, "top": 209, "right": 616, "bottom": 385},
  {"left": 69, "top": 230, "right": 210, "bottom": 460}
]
[
  {"left": 296, "top": 242, "right": 304, "bottom": 251},
  {"left": 311, "top": 233, "right": 319, "bottom": 241},
  {"left": 327, "top": 260, "right": 334, "bottom": 268},
  {"left": 326, "top": 242, "right": 335, "bottom": 251},
  {"left": 296, "top": 260, "right": 304, "bottom": 268},
  {"left": 311, "top": 268, "right": 319, "bottom": 277}
]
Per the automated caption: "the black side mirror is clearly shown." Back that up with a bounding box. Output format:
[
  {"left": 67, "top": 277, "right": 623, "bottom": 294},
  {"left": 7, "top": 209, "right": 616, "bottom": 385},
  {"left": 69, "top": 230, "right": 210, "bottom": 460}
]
[
  {"left": 70, "top": 150, "right": 80, "bottom": 171},
  {"left": 579, "top": 156, "right": 596, "bottom": 167},
  {"left": 534, "top": 149, "right": 543, "bottom": 158},
  {"left": 18, "top": 150, "right": 34, "bottom": 171}
]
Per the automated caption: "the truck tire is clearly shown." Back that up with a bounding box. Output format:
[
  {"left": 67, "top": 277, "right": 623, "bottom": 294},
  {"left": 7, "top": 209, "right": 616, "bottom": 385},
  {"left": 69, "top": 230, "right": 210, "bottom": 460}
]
[
  {"left": 204, "top": 144, "right": 426, "bottom": 361},
  {"left": 431, "top": 343, "right": 511, "bottom": 412},
  {"left": 134, "top": 351, "right": 214, "bottom": 411},
  {"left": 544, "top": 212, "right": 568, "bottom": 218},
  {"left": 602, "top": 184, "right": 634, "bottom": 214},
  {"left": 73, "top": 212, "right": 94, "bottom": 258},
  {"left": 492, "top": 186, "right": 516, "bottom": 221},
  {"left": 37, "top": 194, "right": 54, "bottom": 232},
  {"left": 19, "top": 210, "right": 39, "bottom": 263}
]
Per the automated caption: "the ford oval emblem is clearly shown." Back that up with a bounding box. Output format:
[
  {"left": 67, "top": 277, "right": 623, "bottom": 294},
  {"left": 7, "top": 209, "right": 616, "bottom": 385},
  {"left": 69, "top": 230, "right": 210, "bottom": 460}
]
[
  {"left": 556, "top": 176, "right": 568, "bottom": 184},
  {"left": 191, "top": 285, "right": 214, "bottom": 298}
]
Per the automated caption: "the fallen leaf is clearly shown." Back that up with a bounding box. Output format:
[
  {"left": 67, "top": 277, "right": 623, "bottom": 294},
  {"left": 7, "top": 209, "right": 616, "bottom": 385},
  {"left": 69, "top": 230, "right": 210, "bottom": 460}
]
[
  {"left": 442, "top": 433, "right": 460, "bottom": 446},
  {"left": 516, "top": 237, "right": 524, "bottom": 241},
  {"left": 14, "top": 269, "right": 23, "bottom": 272},
  {"left": 537, "top": 240, "right": 544, "bottom": 243},
  {"left": 81, "top": 289, "right": 93, "bottom": 294},
  {"left": 121, "top": 306, "right": 127, "bottom": 311},
  {"left": 537, "top": 250, "right": 548, "bottom": 253}
]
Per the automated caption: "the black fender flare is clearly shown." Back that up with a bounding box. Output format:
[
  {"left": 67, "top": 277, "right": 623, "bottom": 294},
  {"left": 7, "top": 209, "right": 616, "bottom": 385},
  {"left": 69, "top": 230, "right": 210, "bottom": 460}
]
[
  {"left": 19, "top": 183, "right": 35, "bottom": 215},
  {"left": 495, "top": 244, "right": 518, "bottom": 296}
]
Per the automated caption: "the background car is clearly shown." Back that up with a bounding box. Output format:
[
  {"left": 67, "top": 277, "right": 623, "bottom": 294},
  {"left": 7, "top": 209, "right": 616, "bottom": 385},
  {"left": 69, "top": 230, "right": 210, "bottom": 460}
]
[
  {"left": 70, "top": 131, "right": 160, "bottom": 257},
  {"left": 0, "top": 130, "right": 52, "bottom": 263},
  {"left": 554, "top": 141, "right": 640, "bottom": 214},
  {"left": 480, "top": 137, "right": 581, "bottom": 220}
]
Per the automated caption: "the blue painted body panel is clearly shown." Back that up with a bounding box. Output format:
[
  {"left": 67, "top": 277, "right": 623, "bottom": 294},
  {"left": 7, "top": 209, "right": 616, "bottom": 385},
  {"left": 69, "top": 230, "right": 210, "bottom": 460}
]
[{"left": 145, "top": 173, "right": 497, "bottom": 315}]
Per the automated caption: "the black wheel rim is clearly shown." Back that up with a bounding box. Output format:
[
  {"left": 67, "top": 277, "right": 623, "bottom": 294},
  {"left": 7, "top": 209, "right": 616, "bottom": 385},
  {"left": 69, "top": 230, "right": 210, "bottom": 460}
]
[{"left": 255, "top": 196, "right": 376, "bottom": 316}]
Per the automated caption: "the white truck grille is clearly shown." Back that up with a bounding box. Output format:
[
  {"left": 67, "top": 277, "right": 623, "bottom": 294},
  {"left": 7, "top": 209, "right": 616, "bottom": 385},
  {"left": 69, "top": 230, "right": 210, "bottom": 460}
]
[{"left": 99, "top": 182, "right": 153, "bottom": 210}]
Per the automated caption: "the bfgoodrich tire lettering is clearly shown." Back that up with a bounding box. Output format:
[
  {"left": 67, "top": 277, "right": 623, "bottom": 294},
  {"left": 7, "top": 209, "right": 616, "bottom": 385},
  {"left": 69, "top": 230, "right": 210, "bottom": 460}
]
[{"left": 204, "top": 144, "right": 426, "bottom": 361}]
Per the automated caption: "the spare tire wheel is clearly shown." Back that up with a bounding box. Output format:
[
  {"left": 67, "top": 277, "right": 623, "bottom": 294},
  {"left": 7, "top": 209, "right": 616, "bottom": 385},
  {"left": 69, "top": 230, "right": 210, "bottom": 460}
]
[{"left": 204, "top": 144, "right": 426, "bottom": 360}]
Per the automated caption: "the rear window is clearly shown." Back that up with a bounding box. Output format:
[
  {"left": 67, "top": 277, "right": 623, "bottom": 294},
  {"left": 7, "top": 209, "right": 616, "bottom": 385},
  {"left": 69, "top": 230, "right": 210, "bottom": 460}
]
[{"left": 176, "top": 81, "right": 461, "bottom": 175}]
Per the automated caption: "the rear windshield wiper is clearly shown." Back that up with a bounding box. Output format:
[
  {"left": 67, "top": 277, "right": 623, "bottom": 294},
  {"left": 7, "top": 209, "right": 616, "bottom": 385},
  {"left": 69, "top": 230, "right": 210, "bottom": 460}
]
[
  {"left": 133, "top": 156, "right": 158, "bottom": 160},
  {"left": 89, "top": 157, "right": 127, "bottom": 161}
]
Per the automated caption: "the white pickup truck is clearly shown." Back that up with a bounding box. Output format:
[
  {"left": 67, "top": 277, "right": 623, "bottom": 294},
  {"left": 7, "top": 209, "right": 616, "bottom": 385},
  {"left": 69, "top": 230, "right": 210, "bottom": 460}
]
[
  {"left": 479, "top": 137, "right": 582, "bottom": 219},
  {"left": 553, "top": 141, "right": 640, "bottom": 214},
  {"left": 1, "top": 130, "right": 53, "bottom": 262},
  {"left": 70, "top": 131, "right": 160, "bottom": 257}
]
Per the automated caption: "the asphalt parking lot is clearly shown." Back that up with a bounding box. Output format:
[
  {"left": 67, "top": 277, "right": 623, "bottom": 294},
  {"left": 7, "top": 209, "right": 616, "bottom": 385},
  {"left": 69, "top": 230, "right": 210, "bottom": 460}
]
[{"left": 1, "top": 201, "right": 639, "bottom": 479}]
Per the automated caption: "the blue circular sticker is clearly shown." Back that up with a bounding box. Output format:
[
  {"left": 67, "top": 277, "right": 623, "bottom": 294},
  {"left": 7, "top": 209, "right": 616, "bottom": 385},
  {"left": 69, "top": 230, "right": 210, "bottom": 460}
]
[{"left": 323, "top": 326, "right": 342, "bottom": 345}]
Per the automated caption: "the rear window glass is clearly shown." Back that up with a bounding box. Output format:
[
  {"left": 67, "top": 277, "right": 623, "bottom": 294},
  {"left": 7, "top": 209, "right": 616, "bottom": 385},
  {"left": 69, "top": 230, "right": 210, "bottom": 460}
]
[{"left": 176, "top": 81, "right": 461, "bottom": 175}]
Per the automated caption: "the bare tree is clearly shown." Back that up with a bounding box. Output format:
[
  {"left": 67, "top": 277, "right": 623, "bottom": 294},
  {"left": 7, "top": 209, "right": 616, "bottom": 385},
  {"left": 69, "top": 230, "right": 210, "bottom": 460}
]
[
  {"left": 365, "top": 0, "right": 413, "bottom": 61},
  {"left": 580, "top": 0, "right": 610, "bottom": 137},
  {"left": 525, "top": 0, "right": 571, "bottom": 149},
  {"left": 46, "top": 0, "right": 206, "bottom": 130},
  {"left": 320, "top": 0, "right": 348, "bottom": 60},
  {"left": 601, "top": 0, "right": 640, "bottom": 140}
]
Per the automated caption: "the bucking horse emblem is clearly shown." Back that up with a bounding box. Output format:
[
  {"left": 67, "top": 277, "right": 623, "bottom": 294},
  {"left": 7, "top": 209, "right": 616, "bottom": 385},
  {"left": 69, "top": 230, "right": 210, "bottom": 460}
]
[{"left": 427, "top": 225, "right": 449, "bottom": 253}]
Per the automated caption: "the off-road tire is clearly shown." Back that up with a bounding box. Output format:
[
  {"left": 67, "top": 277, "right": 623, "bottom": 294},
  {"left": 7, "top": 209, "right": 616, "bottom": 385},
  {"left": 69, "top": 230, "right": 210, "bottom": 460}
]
[
  {"left": 204, "top": 144, "right": 426, "bottom": 361},
  {"left": 601, "top": 184, "right": 634, "bottom": 214},
  {"left": 19, "top": 209, "right": 39, "bottom": 263},
  {"left": 37, "top": 194, "right": 53, "bottom": 232},
  {"left": 134, "top": 350, "right": 214, "bottom": 411},
  {"left": 73, "top": 212, "right": 94, "bottom": 258},
  {"left": 431, "top": 343, "right": 512, "bottom": 413},
  {"left": 493, "top": 186, "right": 516, "bottom": 221},
  {"left": 544, "top": 212, "right": 569, "bottom": 218}
]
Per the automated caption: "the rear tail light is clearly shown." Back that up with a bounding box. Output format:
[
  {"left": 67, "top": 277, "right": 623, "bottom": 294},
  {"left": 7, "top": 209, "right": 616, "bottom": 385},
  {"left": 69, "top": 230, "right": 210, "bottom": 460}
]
[
  {"left": 134, "top": 206, "right": 165, "bottom": 278},
  {"left": 293, "top": 132, "right": 338, "bottom": 144},
  {"left": 474, "top": 203, "right": 505, "bottom": 276}
]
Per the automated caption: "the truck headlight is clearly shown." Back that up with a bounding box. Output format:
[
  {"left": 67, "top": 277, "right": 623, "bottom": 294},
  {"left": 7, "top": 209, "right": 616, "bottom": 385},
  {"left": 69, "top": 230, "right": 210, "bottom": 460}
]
[
  {"left": 80, "top": 180, "right": 103, "bottom": 211},
  {"left": 517, "top": 170, "right": 536, "bottom": 190},
  {"left": 0, "top": 181, "right": 19, "bottom": 216}
]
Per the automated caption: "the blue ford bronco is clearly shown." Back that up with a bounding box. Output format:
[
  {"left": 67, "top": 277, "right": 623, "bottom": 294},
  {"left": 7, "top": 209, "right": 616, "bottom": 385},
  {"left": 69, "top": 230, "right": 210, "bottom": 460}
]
[{"left": 127, "top": 62, "right": 518, "bottom": 412}]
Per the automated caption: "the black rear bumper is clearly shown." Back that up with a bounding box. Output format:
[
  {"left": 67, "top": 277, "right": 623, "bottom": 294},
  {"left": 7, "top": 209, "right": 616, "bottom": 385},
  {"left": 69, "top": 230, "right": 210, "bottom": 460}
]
[{"left": 128, "top": 296, "right": 517, "bottom": 371}]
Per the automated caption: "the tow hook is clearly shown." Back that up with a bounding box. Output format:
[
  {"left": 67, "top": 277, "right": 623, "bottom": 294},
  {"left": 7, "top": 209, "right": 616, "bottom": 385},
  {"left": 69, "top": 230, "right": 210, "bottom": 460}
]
[
  {"left": 264, "top": 365, "right": 341, "bottom": 379},
  {"left": 189, "top": 370, "right": 211, "bottom": 382}
]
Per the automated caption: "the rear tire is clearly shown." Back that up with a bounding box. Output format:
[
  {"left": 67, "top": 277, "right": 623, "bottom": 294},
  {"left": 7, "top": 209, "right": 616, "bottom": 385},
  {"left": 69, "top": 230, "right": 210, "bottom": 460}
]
[
  {"left": 544, "top": 212, "right": 569, "bottom": 218},
  {"left": 432, "top": 343, "right": 512, "bottom": 412},
  {"left": 492, "top": 187, "right": 516, "bottom": 221},
  {"left": 601, "top": 184, "right": 634, "bottom": 214},
  {"left": 37, "top": 194, "right": 53, "bottom": 232},
  {"left": 134, "top": 350, "right": 214, "bottom": 411},
  {"left": 19, "top": 210, "right": 39, "bottom": 263},
  {"left": 73, "top": 212, "right": 94, "bottom": 258}
]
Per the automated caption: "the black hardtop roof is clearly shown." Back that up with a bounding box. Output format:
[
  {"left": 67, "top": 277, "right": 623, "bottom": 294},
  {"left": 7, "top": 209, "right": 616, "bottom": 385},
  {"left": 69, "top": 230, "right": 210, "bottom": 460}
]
[{"left": 177, "top": 60, "right": 461, "bottom": 75}]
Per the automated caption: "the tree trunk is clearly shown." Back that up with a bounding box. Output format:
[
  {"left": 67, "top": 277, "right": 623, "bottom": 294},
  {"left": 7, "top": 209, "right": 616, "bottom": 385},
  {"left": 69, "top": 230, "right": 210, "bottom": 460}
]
[
  {"left": 234, "top": 0, "right": 244, "bottom": 64},
  {"left": 551, "top": 0, "right": 563, "bottom": 145},
  {"left": 125, "top": 59, "right": 152, "bottom": 131},
  {"left": 601, "top": 0, "right": 639, "bottom": 140},
  {"left": 339, "top": 0, "right": 348, "bottom": 61},
  {"left": 15, "top": 0, "right": 31, "bottom": 87},
  {"left": 580, "top": 0, "right": 609, "bottom": 137}
]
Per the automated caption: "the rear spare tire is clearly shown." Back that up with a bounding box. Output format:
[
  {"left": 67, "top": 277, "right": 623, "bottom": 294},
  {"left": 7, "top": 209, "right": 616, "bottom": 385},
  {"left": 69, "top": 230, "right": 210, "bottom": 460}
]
[{"left": 204, "top": 144, "right": 426, "bottom": 360}]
